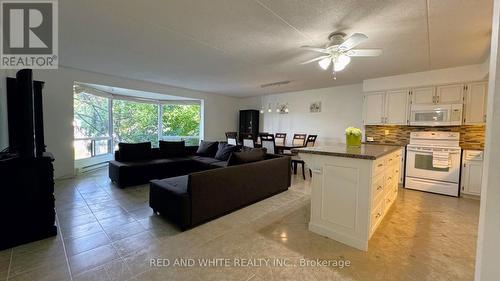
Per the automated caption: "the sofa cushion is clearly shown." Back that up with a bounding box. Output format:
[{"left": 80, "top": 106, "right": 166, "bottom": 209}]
[
  {"left": 159, "top": 140, "right": 185, "bottom": 157},
  {"left": 209, "top": 161, "right": 228, "bottom": 168},
  {"left": 118, "top": 142, "right": 152, "bottom": 161},
  {"left": 151, "top": 175, "right": 189, "bottom": 196},
  {"left": 191, "top": 156, "right": 220, "bottom": 165},
  {"left": 227, "top": 148, "right": 266, "bottom": 166},
  {"left": 214, "top": 143, "right": 238, "bottom": 161},
  {"left": 196, "top": 141, "right": 219, "bottom": 157}
]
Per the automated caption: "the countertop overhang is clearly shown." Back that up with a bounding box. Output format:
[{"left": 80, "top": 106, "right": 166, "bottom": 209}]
[{"left": 292, "top": 144, "right": 403, "bottom": 160}]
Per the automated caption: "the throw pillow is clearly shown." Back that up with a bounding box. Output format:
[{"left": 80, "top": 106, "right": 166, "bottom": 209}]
[
  {"left": 227, "top": 148, "right": 267, "bottom": 166},
  {"left": 196, "top": 140, "right": 219, "bottom": 157},
  {"left": 159, "top": 140, "right": 186, "bottom": 157},
  {"left": 118, "top": 142, "right": 152, "bottom": 161},
  {"left": 214, "top": 143, "right": 238, "bottom": 161}
]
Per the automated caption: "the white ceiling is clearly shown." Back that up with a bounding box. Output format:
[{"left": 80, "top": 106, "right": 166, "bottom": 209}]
[{"left": 60, "top": 0, "right": 493, "bottom": 97}]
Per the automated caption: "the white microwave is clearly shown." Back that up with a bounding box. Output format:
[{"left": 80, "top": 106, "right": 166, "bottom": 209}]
[{"left": 409, "top": 104, "right": 463, "bottom": 126}]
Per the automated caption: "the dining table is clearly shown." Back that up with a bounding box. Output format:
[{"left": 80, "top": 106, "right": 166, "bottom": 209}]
[{"left": 274, "top": 142, "right": 306, "bottom": 154}]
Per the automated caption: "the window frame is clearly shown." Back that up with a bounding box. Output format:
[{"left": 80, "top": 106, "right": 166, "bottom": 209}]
[{"left": 73, "top": 86, "right": 203, "bottom": 165}]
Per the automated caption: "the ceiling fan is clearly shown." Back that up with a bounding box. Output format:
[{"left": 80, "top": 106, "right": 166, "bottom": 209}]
[{"left": 301, "top": 32, "right": 382, "bottom": 79}]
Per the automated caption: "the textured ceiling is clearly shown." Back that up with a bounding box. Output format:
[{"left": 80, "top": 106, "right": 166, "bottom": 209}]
[{"left": 59, "top": 0, "right": 493, "bottom": 97}]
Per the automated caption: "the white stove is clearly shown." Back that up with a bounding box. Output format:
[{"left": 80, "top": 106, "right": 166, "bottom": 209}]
[{"left": 405, "top": 132, "right": 461, "bottom": 196}]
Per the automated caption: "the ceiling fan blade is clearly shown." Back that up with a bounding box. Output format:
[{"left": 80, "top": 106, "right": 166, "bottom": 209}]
[
  {"left": 300, "top": 46, "right": 330, "bottom": 54},
  {"left": 346, "top": 49, "right": 383, "bottom": 57},
  {"left": 300, "top": 55, "right": 330, "bottom": 64},
  {"left": 338, "top": 33, "right": 368, "bottom": 50}
]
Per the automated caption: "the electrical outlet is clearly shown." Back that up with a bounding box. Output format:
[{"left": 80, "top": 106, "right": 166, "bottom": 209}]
[{"left": 384, "top": 130, "right": 389, "bottom": 136}]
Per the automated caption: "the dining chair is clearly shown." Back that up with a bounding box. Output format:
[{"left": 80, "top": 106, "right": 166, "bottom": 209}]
[
  {"left": 275, "top": 133, "right": 286, "bottom": 145},
  {"left": 225, "top": 132, "right": 238, "bottom": 146},
  {"left": 292, "top": 134, "right": 307, "bottom": 146},
  {"left": 260, "top": 134, "right": 276, "bottom": 154},
  {"left": 291, "top": 134, "right": 318, "bottom": 180},
  {"left": 305, "top": 135, "right": 318, "bottom": 147},
  {"left": 242, "top": 133, "right": 255, "bottom": 148}
]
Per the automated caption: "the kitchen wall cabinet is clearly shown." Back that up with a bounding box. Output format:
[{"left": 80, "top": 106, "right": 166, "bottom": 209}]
[
  {"left": 411, "top": 87, "right": 435, "bottom": 105},
  {"left": 363, "top": 92, "right": 385, "bottom": 125},
  {"left": 363, "top": 90, "right": 409, "bottom": 125},
  {"left": 411, "top": 84, "right": 463, "bottom": 105},
  {"left": 464, "top": 81, "right": 488, "bottom": 124},
  {"left": 385, "top": 90, "right": 410, "bottom": 124},
  {"left": 436, "top": 84, "right": 464, "bottom": 104},
  {"left": 461, "top": 150, "right": 483, "bottom": 197}
]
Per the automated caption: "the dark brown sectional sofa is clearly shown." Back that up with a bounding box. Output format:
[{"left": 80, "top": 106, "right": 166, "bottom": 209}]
[{"left": 108, "top": 141, "right": 291, "bottom": 229}]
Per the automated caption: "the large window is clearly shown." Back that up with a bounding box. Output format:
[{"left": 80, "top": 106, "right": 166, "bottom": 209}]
[
  {"left": 73, "top": 85, "right": 202, "bottom": 162},
  {"left": 161, "top": 104, "right": 201, "bottom": 146},
  {"left": 73, "top": 92, "right": 111, "bottom": 160},
  {"left": 113, "top": 99, "right": 159, "bottom": 146}
]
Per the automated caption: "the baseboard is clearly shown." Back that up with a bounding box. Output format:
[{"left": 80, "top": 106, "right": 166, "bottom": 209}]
[{"left": 309, "top": 222, "right": 368, "bottom": 251}]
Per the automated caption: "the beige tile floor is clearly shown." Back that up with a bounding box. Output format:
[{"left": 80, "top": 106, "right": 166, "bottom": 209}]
[{"left": 0, "top": 168, "right": 480, "bottom": 281}]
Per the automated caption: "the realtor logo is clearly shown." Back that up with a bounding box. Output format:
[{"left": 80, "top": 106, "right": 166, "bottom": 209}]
[{"left": 1, "top": 0, "right": 58, "bottom": 69}]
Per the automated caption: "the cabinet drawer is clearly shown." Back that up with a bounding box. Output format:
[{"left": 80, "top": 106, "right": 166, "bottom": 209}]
[
  {"left": 373, "top": 158, "right": 386, "bottom": 175},
  {"left": 464, "top": 150, "right": 483, "bottom": 161},
  {"left": 371, "top": 173, "right": 385, "bottom": 204},
  {"left": 386, "top": 153, "right": 398, "bottom": 167},
  {"left": 384, "top": 192, "right": 394, "bottom": 209},
  {"left": 370, "top": 201, "right": 385, "bottom": 233}
]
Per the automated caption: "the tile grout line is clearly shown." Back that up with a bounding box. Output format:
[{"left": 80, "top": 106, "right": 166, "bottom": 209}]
[
  {"left": 55, "top": 185, "right": 75, "bottom": 281},
  {"left": 75, "top": 177, "right": 141, "bottom": 278},
  {"left": 5, "top": 248, "right": 13, "bottom": 281}
]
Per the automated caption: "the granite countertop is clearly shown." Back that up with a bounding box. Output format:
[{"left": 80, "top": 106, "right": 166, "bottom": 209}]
[{"left": 292, "top": 144, "right": 402, "bottom": 160}]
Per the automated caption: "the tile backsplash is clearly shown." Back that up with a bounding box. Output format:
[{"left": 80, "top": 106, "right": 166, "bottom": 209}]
[{"left": 364, "top": 125, "right": 485, "bottom": 150}]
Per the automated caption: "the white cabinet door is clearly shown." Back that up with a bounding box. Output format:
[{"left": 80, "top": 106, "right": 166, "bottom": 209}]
[
  {"left": 462, "top": 161, "right": 483, "bottom": 196},
  {"left": 436, "top": 84, "right": 464, "bottom": 104},
  {"left": 461, "top": 150, "right": 483, "bottom": 196},
  {"left": 411, "top": 87, "right": 435, "bottom": 105},
  {"left": 465, "top": 82, "right": 488, "bottom": 124},
  {"left": 363, "top": 92, "right": 385, "bottom": 125},
  {"left": 385, "top": 90, "right": 409, "bottom": 125}
]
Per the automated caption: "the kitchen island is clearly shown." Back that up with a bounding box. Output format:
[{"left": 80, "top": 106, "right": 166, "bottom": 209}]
[{"left": 292, "top": 144, "right": 403, "bottom": 251}]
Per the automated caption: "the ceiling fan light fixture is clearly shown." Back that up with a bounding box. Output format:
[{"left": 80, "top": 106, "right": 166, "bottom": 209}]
[
  {"left": 334, "top": 62, "right": 347, "bottom": 72},
  {"left": 337, "top": 54, "right": 351, "bottom": 66},
  {"left": 318, "top": 58, "right": 331, "bottom": 70}
]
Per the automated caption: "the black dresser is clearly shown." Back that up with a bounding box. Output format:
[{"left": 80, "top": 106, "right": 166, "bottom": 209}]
[
  {"left": 0, "top": 153, "right": 57, "bottom": 250},
  {"left": 239, "top": 110, "right": 260, "bottom": 141}
]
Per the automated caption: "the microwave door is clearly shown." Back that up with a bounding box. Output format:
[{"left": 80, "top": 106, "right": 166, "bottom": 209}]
[{"left": 411, "top": 109, "right": 449, "bottom": 126}]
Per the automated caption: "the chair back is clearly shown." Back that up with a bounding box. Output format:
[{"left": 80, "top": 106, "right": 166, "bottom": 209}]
[
  {"left": 292, "top": 134, "right": 307, "bottom": 146},
  {"left": 306, "top": 135, "right": 318, "bottom": 147},
  {"left": 275, "top": 133, "right": 286, "bottom": 145},
  {"left": 227, "top": 138, "right": 237, "bottom": 145},
  {"left": 225, "top": 132, "right": 238, "bottom": 145},
  {"left": 242, "top": 133, "right": 255, "bottom": 148},
  {"left": 260, "top": 134, "right": 276, "bottom": 154}
]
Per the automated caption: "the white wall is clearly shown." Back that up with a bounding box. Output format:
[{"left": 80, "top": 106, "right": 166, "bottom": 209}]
[
  {"left": 475, "top": 0, "right": 500, "bottom": 279},
  {"left": 0, "top": 67, "right": 240, "bottom": 179},
  {"left": 239, "top": 84, "right": 364, "bottom": 145},
  {"left": 363, "top": 63, "right": 489, "bottom": 92}
]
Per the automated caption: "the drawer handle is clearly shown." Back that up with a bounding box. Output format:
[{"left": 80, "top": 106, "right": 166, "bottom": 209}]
[
  {"left": 377, "top": 185, "right": 383, "bottom": 191},
  {"left": 375, "top": 212, "right": 381, "bottom": 218},
  {"left": 388, "top": 158, "right": 393, "bottom": 162},
  {"left": 387, "top": 176, "right": 392, "bottom": 180},
  {"left": 377, "top": 163, "right": 383, "bottom": 167},
  {"left": 395, "top": 170, "right": 399, "bottom": 173}
]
